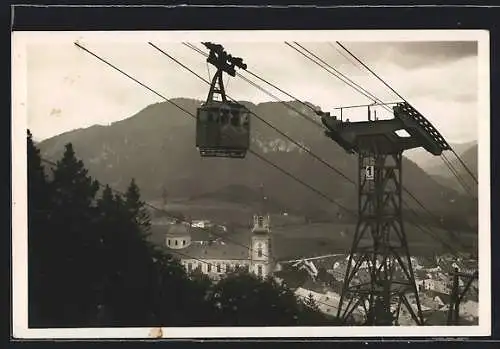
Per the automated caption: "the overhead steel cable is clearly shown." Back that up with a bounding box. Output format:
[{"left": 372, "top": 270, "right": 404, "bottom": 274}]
[
  {"left": 326, "top": 40, "right": 477, "bottom": 193},
  {"left": 148, "top": 41, "right": 355, "bottom": 185},
  {"left": 268, "top": 43, "right": 474, "bottom": 248},
  {"left": 335, "top": 41, "right": 478, "bottom": 186},
  {"left": 40, "top": 156, "right": 458, "bottom": 297},
  {"left": 41, "top": 156, "right": 277, "bottom": 263},
  {"left": 74, "top": 42, "right": 194, "bottom": 117},
  {"left": 327, "top": 42, "right": 367, "bottom": 76},
  {"left": 39, "top": 158, "right": 294, "bottom": 270},
  {"left": 292, "top": 42, "right": 392, "bottom": 109},
  {"left": 73, "top": 42, "right": 463, "bottom": 258},
  {"left": 69, "top": 42, "right": 469, "bottom": 320},
  {"left": 168, "top": 41, "right": 473, "bottom": 249},
  {"left": 403, "top": 201, "right": 464, "bottom": 259},
  {"left": 182, "top": 42, "right": 323, "bottom": 129},
  {"left": 335, "top": 41, "right": 413, "bottom": 106},
  {"left": 173, "top": 41, "right": 470, "bottom": 255},
  {"left": 39, "top": 157, "right": 221, "bottom": 270},
  {"left": 74, "top": 41, "right": 354, "bottom": 217},
  {"left": 441, "top": 153, "right": 476, "bottom": 199},
  {"left": 293, "top": 40, "right": 476, "bottom": 202},
  {"left": 285, "top": 40, "right": 475, "bottom": 244},
  {"left": 282, "top": 42, "right": 473, "bottom": 202},
  {"left": 39, "top": 155, "right": 346, "bottom": 314},
  {"left": 269, "top": 43, "right": 474, "bottom": 252},
  {"left": 183, "top": 42, "right": 321, "bottom": 116},
  {"left": 314, "top": 41, "right": 479, "bottom": 204},
  {"left": 190, "top": 41, "right": 473, "bottom": 207},
  {"left": 290, "top": 43, "right": 474, "bottom": 243},
  {"left": 450, "top": 148, "right": 478, "bottom": 184},
  {"left": 285, "top": 42, "right": 391, "bottom": 109}
]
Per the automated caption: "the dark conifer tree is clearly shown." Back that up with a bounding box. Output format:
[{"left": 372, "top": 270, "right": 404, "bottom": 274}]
[
  {"left": 101, "top": 179, "right": 167, "bottom": 326},
  {"left": 27, "top": 130, "right": 48, "bottom": 205},
  {"left": 94, "top": 181, "right": 196, "bottom": 327},
  {"left": 149, "top": 250, "right": 195, "bottom": 325},
  {"left": 125, "top": 178, "right": 151, "bottom": 239},
  {"left": 304, "top": 293, "right": 319, "bottom": 310},
  {"left": 94, "top": 185, "right": 122, "bottom": 325},
  {"left": 48, "top": 143, "right": 101, "bottom": 326},
  {"left": 27, "top": 130, "right": 51, "bottom": 326},
  {"left": 27, "top": 137, "right": 342, "bottom": 327}
]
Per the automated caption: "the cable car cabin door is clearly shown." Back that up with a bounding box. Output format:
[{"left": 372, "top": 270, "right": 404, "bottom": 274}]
[{"left": 196, "top": 104, "right": 249, "bottom": 158}]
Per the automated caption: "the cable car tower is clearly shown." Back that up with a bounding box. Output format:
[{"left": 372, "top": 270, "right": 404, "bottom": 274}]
[
  {"left": 196, "top": 42, "right": 250, "bottom": 158},
  {"left": 318, "top": 102, "right": 451, "bottom": 325}
]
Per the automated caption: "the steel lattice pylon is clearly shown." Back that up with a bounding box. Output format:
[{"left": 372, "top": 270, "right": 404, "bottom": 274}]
[
  {"left": 337, "top": 150, "right": 424, "bottom": 325},
  {"left": 319, "top": 102, "right": 450, "bottom": 326}
]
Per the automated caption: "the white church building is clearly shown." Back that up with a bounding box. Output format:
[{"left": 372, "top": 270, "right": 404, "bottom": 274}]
[{"left": 164, "top": 214, "right": 274, "bottom": 280}]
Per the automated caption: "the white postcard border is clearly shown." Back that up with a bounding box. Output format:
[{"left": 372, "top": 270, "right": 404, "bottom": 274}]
[{"left": 11, "top": 29, "right": 491, "bottom": 339}]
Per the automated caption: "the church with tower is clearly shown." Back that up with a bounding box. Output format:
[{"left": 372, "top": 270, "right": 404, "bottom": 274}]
[{"left": 163, "top": 212, "right": 275, "bottom": 280}]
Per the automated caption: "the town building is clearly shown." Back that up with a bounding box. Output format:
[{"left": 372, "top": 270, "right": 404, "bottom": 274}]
[{"left": 164, "top": 213, "right": 274, "bottom": 280}]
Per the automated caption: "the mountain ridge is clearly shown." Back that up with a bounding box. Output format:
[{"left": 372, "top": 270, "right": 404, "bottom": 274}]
[
  {"left": 427, "top": 144, "right": 478, "bottom": 196},
  {"left": 36, "top": 99, "right": 477, "bottom": 229},
  {"left": 406, "top": 140, "right": 477, "bottom": 174}
]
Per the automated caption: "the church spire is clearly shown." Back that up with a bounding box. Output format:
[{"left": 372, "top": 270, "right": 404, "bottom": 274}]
[
  {"left": 259, "top": 183, "right": 268, "bottom": 216},
  {"left": 253, "top": 184, "right": 270, "bottom": 234},
  {"left": 251, "top": 183, "right": 273, "bottom": 278}
]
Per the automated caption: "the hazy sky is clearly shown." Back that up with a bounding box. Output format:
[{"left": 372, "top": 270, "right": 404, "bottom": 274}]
[{"left": 20, "top": 32, "right": 481, "bottom": 143}]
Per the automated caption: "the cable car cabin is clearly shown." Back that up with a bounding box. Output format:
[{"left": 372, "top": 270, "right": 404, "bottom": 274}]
[{"left": 196, "top": 101, "right": 250, "bottom": 158}]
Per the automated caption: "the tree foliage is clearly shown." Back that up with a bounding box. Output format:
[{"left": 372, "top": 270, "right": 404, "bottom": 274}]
[
  {"left": 209, "top": 271, "right": 302, "bottom": 326},
  {"left": 27, "top": 130, "right": 51, "bottom": 324},
  {"left": 27, "top": 131, "right": 339, "bottom": 327}
]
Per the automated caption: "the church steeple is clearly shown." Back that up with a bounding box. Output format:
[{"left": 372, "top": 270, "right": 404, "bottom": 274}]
[
  {"left": 250, "top": 184, "right": 274, "bottom": 278},
  {"left": 252, "top": 214, "right": 270, "bottom": 234},
  {"left": 252, "top": 184, "right": 270, "bottom": 234}
]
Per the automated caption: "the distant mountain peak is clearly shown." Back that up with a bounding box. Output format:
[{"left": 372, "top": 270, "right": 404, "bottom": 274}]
[{"left": 36, "top": 99, "right": 476, "bottom": 225}]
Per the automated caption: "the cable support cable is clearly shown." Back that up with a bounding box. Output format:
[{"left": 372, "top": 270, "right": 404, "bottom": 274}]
[
  {"left": 155, "top": 41, "right": 469, "bottom": 256},
  {"left": 182, "top": 42, "right": 326, "bottom": 131},
  {"left": 294, "top": 41, "right": 477, "bottom": 204},
  {"left": 441, "top": 153, "right": 477, "bottom": 200},
  {"left": 283, "top": 40, "right": 475, "bottom": 246},
  {"left": 285, "top": 42, "right": 394, "bottom": 111},
  {"left": 327, "top": 42, "right": 367, "bottom": 76},
  {"left": 39, "top": 158, "right": 450, "bottom": 320},
  {"left": 38, "top": 159, "right": 344, "bottom": 314},
  {"left": 327, "top": 41, "right": 477, "bottom": 189},
  {"left": 45, "top": 42, "right": 471, "bottom": 319},
  {"left": 73, "top": 42, "right": 465, "bottom": 264},
  {"left": 149, "top": 41, "right": 355, "bottom": 185},
  {"left": 402, "top": 188, "right": 473, "bottom": 253},
  {"left": 75, "top": 41, "right": 355, "bottom": 218},
  {"left": 183, "top": 42, "right": 320, "bottom": 116},
  {"left": 450, "top": 148, "right": 478, "bottom": 184},
  {"left": 335, "top": 41, "right": 478, "bottom": 185}
]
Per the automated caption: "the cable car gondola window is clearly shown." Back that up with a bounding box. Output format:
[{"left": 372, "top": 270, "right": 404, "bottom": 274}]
[
  {"left": 199, "top": 109, "right": 209, "bottom": 122},
  {"left": 212, "top": 112, "right": 220, "bottom": 124},
  {"left": 230, "top": 112, "right": 240, "bottom": 127},
  {"left": 221, "top": 109, "right": 229, "bottom": 125},
  {"left": 241, "top": 112, "right": 249, "bottom": 127},
  {"left": 202, "top": 110, "right": 212, "bottom": 123}
]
